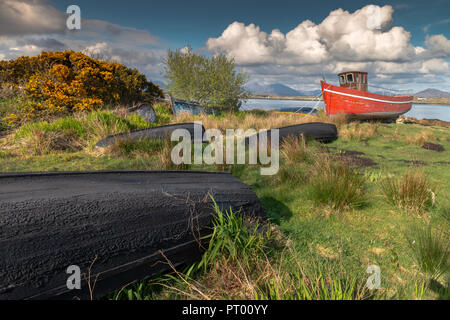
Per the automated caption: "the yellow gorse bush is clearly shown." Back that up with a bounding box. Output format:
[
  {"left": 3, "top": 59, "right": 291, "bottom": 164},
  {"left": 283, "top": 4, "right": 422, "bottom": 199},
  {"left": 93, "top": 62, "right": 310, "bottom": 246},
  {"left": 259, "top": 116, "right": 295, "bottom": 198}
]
[{"left": 0, "top": 50, "right": 164, "bottom": 122}]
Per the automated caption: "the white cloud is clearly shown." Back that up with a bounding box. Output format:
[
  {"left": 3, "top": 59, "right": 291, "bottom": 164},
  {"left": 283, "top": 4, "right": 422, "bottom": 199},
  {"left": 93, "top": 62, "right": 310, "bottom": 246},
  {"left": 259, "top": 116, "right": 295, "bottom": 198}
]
[
  {"left": 0, "top": 0, "right": 66, "bottom": 36},
  {"left": 82, "top": 42, "right": 165, "bottom": 80},
  {"left": 425, "top": 34, "right": 450, "bottom": 57},
  {"left": 207, "top": 5, "right": 419, "bottom": 65},
  {"left": 77, "top": 19, "right": 159, "bottom": 46},
  {"left": 207, "top": 5, "right": 450, "bottom": 90}
]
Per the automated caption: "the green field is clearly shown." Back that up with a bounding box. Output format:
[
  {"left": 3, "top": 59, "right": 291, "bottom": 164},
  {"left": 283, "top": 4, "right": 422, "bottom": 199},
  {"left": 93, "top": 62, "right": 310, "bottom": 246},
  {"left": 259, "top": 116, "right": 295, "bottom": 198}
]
[{"left": 1, "top": 105, "right": 449, "bottom": 300}]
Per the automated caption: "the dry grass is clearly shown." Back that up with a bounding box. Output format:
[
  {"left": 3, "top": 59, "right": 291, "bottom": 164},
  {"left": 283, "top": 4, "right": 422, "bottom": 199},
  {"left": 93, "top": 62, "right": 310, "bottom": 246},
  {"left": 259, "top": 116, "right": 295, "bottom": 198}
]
[
  {"left": 112, "top": 105, "right": 131, "bottom": 118},
  {"left": 155, "top": 138, "right": 190, "bottom": 170},
  {"left": 171, "top": 111, "right": 318, "bottom": 131},
  {"left": 281, "top": 134, "right": 314, "bottom": 165},
  {"left": 105, "top": 137, "right": 163, "bottom": 158},
  {"left": 379, "top": 169, "right": 436, "bottom": 214},
  {"left": 0, "top": 83, "right": 23, "bottom": 100},
  {"left": 155, "top": 246, "right": 369, "bottom": 300},
  {"left": 19, "top": 129, "right": 82, "bottom": 155},
  {"left": 316, "top": 111, "right": 349, "bottom": 128},
  {"left": 339, "top": 122, "right": 380, "bottom": 141},
  {"left": 406, "top": 130, "right": 438, "bottom": 147}
]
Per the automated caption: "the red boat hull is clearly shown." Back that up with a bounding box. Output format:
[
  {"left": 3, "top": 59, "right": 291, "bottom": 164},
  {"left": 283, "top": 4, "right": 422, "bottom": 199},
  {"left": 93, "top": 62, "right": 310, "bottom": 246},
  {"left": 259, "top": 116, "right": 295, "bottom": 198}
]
[{"left": 321, "top": 81, "right": 413, "bottom": 120}]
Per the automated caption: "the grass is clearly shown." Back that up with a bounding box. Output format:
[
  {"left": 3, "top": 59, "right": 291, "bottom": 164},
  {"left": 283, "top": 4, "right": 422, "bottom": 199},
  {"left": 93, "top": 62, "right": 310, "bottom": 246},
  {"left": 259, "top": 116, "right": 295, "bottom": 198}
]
[
  {"left": 193, "top": 197, "right": 267, "bottom": 273},
  {"left": 406, "top": 130, "right": 438, "bottom": 146},
  {"left": 1, "top": 106, "right": 449, "bottom": 300},
  {"left": 129, "top": 199, "right": 370, "bottom": 300},
  {"left": 309, "top": 155, "right": 367, "bottom": 211},
  {"left": 106, "top": 137, "right": 164, "bottom": 157},
  {"left": 379, "top": 169, "right": 436, "bottom": 214},
  {"left": 339, "top": 122, "right": 380, "bottom": 141},
  {"left": 407, "top": 224, "right": 449, "bottom": 281},
  {"left": 5, "top": 110, "right": 152, "bottom": 155}
]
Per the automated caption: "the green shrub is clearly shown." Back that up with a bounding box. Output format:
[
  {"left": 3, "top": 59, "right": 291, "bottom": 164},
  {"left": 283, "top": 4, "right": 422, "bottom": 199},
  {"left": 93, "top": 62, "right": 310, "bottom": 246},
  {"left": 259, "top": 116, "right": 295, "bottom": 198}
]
[{"left": 163, "top": 47, "right": 248, "bottom": 112}]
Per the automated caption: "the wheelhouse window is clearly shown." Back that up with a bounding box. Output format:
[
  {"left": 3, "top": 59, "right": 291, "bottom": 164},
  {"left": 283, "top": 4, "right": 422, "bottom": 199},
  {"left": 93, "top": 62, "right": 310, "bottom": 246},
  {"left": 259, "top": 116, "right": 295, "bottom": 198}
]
[
  {"left": 346, "top": 73, "right": 354, "bottom": 83},
  {"left": 339, "top": 75, "right": 346, "bottom": 84}
]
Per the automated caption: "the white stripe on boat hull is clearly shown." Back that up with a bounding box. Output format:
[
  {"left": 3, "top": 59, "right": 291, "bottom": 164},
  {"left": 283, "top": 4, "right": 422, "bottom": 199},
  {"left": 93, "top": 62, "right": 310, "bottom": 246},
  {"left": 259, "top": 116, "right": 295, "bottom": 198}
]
[{"left": 323, "top": 88, "right": 413, "bottom": 104}]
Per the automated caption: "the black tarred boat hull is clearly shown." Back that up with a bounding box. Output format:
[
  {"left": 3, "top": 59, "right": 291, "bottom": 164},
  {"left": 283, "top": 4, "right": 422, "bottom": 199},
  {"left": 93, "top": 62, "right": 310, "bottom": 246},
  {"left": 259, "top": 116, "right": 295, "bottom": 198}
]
[
  {"left": 245, "top": 122, "right": 338, "bottom": 145},
  {"left": 95, "top": 122, "right": 206, "bottom": 147},
  {"left": 0, "top": 171, "right": 265, "bottom": 300}
]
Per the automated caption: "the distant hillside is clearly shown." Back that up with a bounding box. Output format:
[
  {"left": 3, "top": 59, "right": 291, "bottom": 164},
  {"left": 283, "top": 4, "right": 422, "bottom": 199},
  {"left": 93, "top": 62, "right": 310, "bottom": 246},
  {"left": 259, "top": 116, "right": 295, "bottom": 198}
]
[
  {"left": 245, "top": 83, "right": 301, "bottom": 96},
  {"left": 246, "top": 82, "right": 321, "bottom": 97},
  {"left": 415, "top": 88, "right": 450, "bottom": 98}
]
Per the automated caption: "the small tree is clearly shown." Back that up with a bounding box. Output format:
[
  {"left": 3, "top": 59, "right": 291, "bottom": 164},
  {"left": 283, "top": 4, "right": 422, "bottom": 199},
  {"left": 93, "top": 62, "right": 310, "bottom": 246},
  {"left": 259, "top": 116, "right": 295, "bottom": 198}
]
[{"left": 163, "top": 47, "right": 249, "bottom": 112}]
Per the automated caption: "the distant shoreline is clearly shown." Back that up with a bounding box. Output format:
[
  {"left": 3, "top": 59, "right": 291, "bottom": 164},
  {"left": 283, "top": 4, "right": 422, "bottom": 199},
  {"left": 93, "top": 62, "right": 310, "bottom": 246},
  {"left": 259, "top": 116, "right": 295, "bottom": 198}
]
[
  {"left": 248, "top": 94, "right": 450, "bottom": 105},
  {"left": 249, "top": 95, "right": 320, "bottom": 101}
]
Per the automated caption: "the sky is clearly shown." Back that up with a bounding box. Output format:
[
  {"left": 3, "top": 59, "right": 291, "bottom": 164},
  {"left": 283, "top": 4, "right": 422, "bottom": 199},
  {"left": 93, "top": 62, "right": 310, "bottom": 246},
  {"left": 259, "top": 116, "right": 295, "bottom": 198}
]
[{"left": 1, "top": 0, "right": 449, "bottom": 92}]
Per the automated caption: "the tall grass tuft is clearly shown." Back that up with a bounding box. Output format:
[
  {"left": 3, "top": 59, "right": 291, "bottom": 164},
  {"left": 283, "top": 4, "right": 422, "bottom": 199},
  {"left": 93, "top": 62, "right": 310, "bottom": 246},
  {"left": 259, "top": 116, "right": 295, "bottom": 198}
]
[
  {"left": 274, "top": 135, "right": 314, "bottom": 185},
  {"left": 195, "top": 197, "right": 266, "bottom": 273},
  {"left": 276, "top": 164, "right": 308, "bottom": 185},
  {"left": 407, "top": 224, "right": 449, "bottom": 280},
  {"left": 156, "top": 138, "right": 190, "bottom": 170},
  {"left": 379, "top": 169, "right": 436, "bottom": 213},
  {"left": 107, "top": 138, "right": 164, "bottom": 158},
  {"left": 309, "top": 156, "right": 367, "bottom": 211},
  {"left": 406, "top": 130, "right": 438, "bottom": 146},
  {"left": 339, "top": 122, "right": 380, "bottom": 141},
  {"left": 281, "top": 134, "right": 314, "bottom": 164}
]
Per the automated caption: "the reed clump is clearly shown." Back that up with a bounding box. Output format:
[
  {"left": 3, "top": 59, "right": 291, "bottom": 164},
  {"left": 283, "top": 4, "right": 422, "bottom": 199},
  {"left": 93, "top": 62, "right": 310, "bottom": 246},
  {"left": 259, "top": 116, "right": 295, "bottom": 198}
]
[
  {"left": 309, "top": 155, "right": 367, "bottom": 211},
  {"left": 339, "top": 122, "right": 380, "bottom": 141},
  {"left": 406, "top": 130, "right": 438, "bottom": 147},
  {"left": 281, "top": 135, "right": 314, "bottom": 165},
  {"left": 407, "top": 224, "right": 449, "bottom": 281},
  {"left": 379, "top": 169, "right": 436, "bottom": 214}
]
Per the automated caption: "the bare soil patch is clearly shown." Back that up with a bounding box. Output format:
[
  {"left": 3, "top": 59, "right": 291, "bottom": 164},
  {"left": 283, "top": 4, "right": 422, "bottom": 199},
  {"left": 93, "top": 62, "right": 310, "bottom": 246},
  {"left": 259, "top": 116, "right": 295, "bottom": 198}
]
[{"left": 421, "top": 142, "right": 445, "bottom": 152}]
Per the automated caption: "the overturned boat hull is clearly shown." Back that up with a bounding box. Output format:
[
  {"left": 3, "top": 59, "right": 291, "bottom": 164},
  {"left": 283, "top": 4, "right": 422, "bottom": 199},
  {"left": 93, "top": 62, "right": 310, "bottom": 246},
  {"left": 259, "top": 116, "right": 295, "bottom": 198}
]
[
  {"left": 0, "top": 171, "right": 265, "bottom": 300},
  {"left": 95, "top": 122, "right": 206, "bottom": 147},
  {"left": 245, "top": 122, "right": 338, "bottom": 145}
]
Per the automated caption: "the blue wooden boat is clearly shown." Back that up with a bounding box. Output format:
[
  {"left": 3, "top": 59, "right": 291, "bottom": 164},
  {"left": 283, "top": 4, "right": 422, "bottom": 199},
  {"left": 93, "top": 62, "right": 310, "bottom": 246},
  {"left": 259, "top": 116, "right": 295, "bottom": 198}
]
[{"left": 170, "top": 97, "right": 215, "bottom": 116}]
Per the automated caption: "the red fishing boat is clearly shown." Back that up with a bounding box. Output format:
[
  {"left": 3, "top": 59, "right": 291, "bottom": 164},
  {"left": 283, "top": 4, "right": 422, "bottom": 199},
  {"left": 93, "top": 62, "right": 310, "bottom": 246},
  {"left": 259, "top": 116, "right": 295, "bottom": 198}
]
[{"left": 321, "top": 71, "right": 413, "bottom": 120}]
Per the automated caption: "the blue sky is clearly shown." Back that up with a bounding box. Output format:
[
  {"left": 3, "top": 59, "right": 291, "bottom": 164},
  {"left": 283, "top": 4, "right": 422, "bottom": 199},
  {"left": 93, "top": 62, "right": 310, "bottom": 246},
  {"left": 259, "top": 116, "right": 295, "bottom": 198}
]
[
  {"left": 51, "top": 0, "right": 449, "bottom": 48},
  {"left": 1, "top": 0, "right": 449, "bottom": 92}
]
